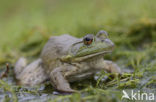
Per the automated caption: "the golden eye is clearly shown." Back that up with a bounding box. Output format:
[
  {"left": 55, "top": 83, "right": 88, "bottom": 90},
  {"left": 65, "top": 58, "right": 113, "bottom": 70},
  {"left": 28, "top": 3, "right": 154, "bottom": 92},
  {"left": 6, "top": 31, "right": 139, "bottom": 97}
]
[{"left": 83, "top": 34, "right": 93, "bottom": 45}]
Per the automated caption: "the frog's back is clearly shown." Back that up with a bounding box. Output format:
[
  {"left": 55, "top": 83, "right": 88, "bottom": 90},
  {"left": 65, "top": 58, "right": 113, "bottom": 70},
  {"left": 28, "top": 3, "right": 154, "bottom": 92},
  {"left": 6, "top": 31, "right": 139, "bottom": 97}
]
[{"left": 41, "top": 34, "right": 80, "bottom": 73}]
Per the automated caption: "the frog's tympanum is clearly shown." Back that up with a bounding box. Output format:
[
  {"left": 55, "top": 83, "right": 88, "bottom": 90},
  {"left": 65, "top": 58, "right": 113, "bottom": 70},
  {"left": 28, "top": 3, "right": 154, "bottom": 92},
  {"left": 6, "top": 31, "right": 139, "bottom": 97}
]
[{"left": 14, "top": 30, "right": 121, "bottom": 92}]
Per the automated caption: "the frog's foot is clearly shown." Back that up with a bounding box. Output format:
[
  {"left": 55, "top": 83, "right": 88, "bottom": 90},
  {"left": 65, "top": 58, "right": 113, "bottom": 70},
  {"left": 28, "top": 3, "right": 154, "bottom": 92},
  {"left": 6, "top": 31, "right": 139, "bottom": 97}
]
[
  {"left": 50, "top": 68, "right": 77, "bottom": 93},
  {"left": 15, "top": 58, "right": 48, "bottom": 86},
  {"left": 14, "top": 57, "right": 27, "bottom": 79}
]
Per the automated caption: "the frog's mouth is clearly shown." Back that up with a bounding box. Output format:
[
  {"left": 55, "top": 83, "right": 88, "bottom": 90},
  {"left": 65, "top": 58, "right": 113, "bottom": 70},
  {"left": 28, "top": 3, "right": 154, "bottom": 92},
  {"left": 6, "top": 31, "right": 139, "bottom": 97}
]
[
  {"left": 72, "top": 50, "right": 113, "bottom": 62},
  {"left": 61, "top": 49, "right": 113, "bottom": 63}
]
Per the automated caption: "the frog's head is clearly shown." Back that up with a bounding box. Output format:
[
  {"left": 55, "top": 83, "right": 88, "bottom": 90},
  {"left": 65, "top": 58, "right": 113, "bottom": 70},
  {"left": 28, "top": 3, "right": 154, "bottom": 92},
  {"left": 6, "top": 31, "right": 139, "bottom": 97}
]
[{"left": 61, "top": 30, "right": 115, "bottom": 62}]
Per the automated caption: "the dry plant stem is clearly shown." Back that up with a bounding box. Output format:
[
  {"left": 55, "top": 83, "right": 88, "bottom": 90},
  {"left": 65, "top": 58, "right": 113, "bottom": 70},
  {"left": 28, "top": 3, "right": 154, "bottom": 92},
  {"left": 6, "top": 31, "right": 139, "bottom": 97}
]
[{"left": 0, "top": 63, "right": 9, "bottom": 79}]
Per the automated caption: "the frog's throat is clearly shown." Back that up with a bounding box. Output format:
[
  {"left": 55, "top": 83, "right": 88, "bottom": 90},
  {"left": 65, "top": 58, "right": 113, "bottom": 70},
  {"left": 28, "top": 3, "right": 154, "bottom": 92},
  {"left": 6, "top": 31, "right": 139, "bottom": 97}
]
[{"left": 71, "top": 50, "right": 112, "bottom": 62}]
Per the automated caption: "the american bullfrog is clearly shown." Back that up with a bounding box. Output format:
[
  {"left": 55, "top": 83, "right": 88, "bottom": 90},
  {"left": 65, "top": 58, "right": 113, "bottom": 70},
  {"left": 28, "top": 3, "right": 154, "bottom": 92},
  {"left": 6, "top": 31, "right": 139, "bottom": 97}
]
[{"left": 14, "top": 30, "right": 121, "bottom": 92}]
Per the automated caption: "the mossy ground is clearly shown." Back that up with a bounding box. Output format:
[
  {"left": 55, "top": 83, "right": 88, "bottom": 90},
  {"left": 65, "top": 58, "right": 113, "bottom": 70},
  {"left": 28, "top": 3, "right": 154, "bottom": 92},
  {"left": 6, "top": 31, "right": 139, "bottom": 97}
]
[{"left": 0, "top": 0, "right": 156, "bottom": 102}]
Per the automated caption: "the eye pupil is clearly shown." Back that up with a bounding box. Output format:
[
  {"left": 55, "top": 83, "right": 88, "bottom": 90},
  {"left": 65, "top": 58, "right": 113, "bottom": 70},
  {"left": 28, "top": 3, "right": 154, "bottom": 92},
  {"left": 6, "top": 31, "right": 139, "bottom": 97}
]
[
  {"left": 84, "top": 37, "right": 93, "bottom": 45},
  {"left": 85, "top": 37, "right": 91, "bottom": 41}
]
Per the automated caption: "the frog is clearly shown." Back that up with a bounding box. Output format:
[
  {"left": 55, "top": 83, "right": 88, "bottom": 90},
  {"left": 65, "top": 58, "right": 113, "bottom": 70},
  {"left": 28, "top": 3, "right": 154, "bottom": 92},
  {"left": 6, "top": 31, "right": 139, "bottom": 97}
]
[{"left": 14, "top": 30, "right": 121, "bottom": 93}]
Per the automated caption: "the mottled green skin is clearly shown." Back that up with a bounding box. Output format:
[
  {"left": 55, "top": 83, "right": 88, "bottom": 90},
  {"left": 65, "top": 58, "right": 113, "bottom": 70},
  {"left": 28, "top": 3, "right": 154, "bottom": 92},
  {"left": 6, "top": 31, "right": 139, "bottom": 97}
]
[
  {"left": 15, "top": 30, "right": 121, "bottom": 93},
  {"left": 61, "top": 34, "right": 114, "bottom": 62}
]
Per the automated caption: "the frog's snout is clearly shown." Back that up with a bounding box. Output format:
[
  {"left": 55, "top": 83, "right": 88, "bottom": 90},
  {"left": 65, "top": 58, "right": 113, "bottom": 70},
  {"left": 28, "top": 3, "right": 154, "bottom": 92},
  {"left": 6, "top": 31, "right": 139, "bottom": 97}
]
[{"left": 104, "top": 38, "right": 115, "bottom": 48}]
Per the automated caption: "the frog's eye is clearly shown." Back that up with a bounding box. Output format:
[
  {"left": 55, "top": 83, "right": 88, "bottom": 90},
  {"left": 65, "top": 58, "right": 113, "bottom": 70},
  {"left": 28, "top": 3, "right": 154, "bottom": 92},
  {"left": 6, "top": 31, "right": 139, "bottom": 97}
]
[{"left": 83, "top": 34, "right": 94, "bottom": 45}]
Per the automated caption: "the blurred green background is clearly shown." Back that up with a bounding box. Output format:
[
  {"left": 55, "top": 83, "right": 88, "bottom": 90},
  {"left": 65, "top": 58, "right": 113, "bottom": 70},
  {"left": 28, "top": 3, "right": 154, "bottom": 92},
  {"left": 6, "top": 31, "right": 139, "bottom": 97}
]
[{"left": 0, "top": 0, "right": 156, "bottom": 102}]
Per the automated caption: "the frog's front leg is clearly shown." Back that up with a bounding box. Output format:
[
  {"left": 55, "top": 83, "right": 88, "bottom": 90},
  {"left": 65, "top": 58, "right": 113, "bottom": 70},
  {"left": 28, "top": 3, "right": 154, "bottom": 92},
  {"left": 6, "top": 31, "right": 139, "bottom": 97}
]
[
  {"left": 50, "top": 65, "right": 78, "bottom": 93},
  {"left": 103, "top": 60, "right": 121, "bottom": 73},
  {"left": 95, "top": 59, "right": 121, "bottom": 74}
]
